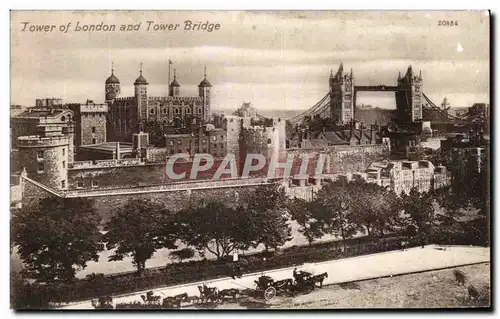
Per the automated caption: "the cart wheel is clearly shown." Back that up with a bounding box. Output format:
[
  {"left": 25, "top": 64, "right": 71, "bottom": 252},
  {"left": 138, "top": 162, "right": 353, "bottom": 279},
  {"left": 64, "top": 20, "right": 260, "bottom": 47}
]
[{"left": 264, "top": 287, "right": 277, "bottom": 301}]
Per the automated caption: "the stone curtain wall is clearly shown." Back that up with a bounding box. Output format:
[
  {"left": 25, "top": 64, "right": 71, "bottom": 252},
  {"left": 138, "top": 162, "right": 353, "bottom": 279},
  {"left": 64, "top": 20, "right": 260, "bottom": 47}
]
[
  {"left": 20, "top": 176, "right": 59, "bottom": 208},
  {"left": 68, "top": 164, "right": 166, "bottom": 190},
  {"left": 88, "top": 184, "right": 265, "bottom": 221},
  {"left": 67, "top": 144, "right": 389, "bottom": 190},
  {"left": 284, "top": 144, "right": 389, "bottom": 175}
]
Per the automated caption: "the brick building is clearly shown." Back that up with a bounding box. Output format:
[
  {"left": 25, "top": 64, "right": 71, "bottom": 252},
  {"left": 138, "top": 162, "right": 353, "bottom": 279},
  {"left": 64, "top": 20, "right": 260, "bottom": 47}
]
[
  {"left": 288, "top": 123, "right": 386, "bottom": 149},
  {"left": 164, "top": 125, "right": 227, "bottom": 158}
]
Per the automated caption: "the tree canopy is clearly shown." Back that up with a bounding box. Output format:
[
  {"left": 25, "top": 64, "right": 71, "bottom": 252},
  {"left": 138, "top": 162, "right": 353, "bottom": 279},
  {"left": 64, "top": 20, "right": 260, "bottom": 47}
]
[
  {"left": 104, "top": 198, "right": 179, "bottom": 274},
  {"left": 12, "top": 197, "right": 103, "bottom": 282}
]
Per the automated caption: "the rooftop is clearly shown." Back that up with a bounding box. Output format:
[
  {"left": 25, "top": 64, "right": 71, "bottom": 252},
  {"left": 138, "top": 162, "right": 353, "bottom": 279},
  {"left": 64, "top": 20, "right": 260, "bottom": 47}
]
[
  {"left": 14, "top": 108, "right": 71, "bottom": 119},
  {"left": 79, "top": 142, "right": 134, "bottom": 152}
]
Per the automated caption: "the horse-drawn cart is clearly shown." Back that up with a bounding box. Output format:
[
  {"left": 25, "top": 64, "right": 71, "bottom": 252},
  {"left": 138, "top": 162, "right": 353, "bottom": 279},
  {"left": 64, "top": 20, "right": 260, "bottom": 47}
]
[{"left": 252, "top": 276, "right": 277, "bottom": 301}]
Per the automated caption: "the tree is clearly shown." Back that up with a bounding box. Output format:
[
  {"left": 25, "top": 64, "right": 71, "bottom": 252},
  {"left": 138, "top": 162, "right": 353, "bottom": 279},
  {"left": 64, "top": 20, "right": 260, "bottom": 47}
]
[
  {"left": 170, "top": 248, "right": 195, "bottom": 263},
  {"left": 244, "top": 186, "right": 292, "bottom": 252},
  {"left": 12, "top": 197, "right": 103, "bottom": 283},
  {"left": 400, "top": 188, "right": 436, "bottom": 244},
  {"left": 287, "top": 197, "right": 324, "bottom": 246},
  {"left": 348, "top": 180, "right": 402, "bottom": 238},
  {"left": 104, "top": 198, "right": 178, "bottom": 274},
  {"left": 313, "top": 180, "right": 361, "bottom": 252},
  {"left": 178, "top": 201, "right": 250, "bottom": 260}
]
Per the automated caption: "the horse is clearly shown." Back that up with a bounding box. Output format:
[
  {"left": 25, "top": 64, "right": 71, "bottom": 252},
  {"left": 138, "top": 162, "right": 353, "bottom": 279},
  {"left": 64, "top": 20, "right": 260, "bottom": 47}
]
[
  {"left": 217, "top": 288, "right": 240, "bottom": 303},
  {"left": 173, "top": 293, "right": 188, "bottom": 302},
  {"left": 93, "top": 296, "right": 113, "bottom": 309},
  {"left": 198, "top": 285, "right": 218, "bottom": 303},
  {"left": 291, "top": 276, "right": 316, "bottom": 293},
  {"left": 311, "top": 272, "right": 328, "bottom": 288},
  {"left": 162, "top": 297, "right": 181, "bottom": 309},
  {"left": 141, "top": 290, "right": 161, "bottom": 304}
]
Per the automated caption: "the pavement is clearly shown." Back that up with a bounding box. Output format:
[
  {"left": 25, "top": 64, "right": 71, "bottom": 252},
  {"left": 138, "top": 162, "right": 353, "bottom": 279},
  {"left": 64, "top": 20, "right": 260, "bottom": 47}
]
[{"left": 59, "top": 245, "right": 490, "bottom": 309}]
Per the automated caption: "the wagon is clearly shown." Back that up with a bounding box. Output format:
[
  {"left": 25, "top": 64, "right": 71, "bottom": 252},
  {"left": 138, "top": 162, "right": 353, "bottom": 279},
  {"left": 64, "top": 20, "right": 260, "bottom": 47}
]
[{"left": 251, "top": 275, "right": 277, "bottom": 301}]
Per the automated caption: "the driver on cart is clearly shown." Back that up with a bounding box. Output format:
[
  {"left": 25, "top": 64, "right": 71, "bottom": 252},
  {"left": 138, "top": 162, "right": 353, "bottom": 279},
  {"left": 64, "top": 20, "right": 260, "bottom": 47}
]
[{"left": 293, "top": 268, "right": 312, "bottom": 283}]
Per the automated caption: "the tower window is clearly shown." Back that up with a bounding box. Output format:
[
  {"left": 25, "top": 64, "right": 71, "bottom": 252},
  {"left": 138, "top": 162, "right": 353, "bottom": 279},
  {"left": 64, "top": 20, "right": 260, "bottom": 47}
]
[
  {"left": 62, "top": 148, "right": 65, "bottom": 156},
  {"left": 186, "top": 108, "right": 191, "bottom": 114},
  {"left": 37, "top": 162, "right": 44, "bottom": 173},
  {"left": 174, "top": 108, "right": 180, "bottom": 114},
  {"left": 91, "top": 127, "right": 96, "bottom": 134},
  {"left": 198, "top": 108, "right": 202, "bottom": 114},
  {"left": 92, "top": 138, "right": 97, "bottom": 144},
  {"left": 150, "top": 108, "right": 155, "bottom": 114},
  {"left": 267, "top": 138, "right": 272, "bottom": 144},
  {"left": 163, "top": 108, "right": 167, "bottom": 114},
  {"left": 62, "top": 161, "right": 66, "bottom": 169},
  {"left": 91, "top": 180, "right": 99, "bottom": 188},
  {"left": 61, "top": 180, "right": 66, "bottom": 189},
  {"left": 37, "top": 151, "right": 44, "bottom": 159},
  {"left": 76, "top": 182, "right": 84, "bottom": 188}
]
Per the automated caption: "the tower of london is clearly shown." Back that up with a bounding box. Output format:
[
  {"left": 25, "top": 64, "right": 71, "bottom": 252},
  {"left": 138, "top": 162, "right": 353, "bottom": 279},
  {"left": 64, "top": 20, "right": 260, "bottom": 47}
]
[{"left": 105, "top": 62, "right": 212, "bottom": 142}]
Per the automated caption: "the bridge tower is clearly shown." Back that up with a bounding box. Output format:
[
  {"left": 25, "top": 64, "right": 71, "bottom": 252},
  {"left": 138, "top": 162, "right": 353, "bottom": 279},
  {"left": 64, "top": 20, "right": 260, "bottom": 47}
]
[
  {"left": 329, "top": 63, "right": 355, "bottom": 125},
  {"left": 396, "top": 65, "right": 423, "bottom": 123}
]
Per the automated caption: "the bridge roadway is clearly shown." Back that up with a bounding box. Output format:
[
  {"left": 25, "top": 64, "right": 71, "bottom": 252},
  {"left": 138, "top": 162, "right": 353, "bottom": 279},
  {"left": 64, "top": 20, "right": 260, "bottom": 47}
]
[
  {"left": 59, "top": 245, "right": 489, "bottom": 309},
  {"left": 354, "top": 85, "right": 398, "bottom": 92}
]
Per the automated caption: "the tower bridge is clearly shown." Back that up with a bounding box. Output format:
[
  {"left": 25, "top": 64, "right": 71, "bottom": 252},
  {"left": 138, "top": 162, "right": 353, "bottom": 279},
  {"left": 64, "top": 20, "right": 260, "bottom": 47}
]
[{"left": 288, "top": 63, "right": 467, "bottom": 126}]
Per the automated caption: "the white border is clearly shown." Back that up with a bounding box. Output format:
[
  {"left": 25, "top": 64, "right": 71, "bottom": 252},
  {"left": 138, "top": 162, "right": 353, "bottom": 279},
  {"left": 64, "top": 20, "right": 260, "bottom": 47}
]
[{"left": 2, "top": 1, "right": 497, "bottom": 318}]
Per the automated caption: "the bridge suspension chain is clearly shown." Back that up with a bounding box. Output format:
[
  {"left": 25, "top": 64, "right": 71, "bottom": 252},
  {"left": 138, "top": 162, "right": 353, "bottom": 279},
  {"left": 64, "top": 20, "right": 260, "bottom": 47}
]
[
  {"left": 288, "top": 93, "right": 329, "bottom": 124},
  {"left": 422, "top": 93, "right": 464, "bottom": 121}
]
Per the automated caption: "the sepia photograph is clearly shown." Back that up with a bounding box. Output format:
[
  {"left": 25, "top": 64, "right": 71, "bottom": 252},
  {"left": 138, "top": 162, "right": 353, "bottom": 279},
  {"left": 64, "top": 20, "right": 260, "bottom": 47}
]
[{"left": 9, "top": 10, "right": 491, "bottom": 310}]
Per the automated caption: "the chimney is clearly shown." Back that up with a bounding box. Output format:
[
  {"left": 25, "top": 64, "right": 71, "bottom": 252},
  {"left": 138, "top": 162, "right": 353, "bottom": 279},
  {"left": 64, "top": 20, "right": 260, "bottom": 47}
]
[{"left": 115, "top": 142, "right": 121, "bottom": 160}]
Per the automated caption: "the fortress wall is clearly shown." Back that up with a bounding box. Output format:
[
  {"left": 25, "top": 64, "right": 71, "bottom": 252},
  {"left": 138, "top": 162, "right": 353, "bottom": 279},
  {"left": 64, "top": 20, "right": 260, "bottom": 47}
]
[{"left": 67, "top": 144, "right": 389, "bottom": 190}]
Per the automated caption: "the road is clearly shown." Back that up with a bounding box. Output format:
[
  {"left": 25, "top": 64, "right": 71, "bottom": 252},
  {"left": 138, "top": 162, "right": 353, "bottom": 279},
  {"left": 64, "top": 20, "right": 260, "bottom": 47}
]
[
  {"left": 210, "top": 263, "right": 490, "bottom": 309},
  {"left": 59, "top": 245, "right": 489, "bottom": 309}
]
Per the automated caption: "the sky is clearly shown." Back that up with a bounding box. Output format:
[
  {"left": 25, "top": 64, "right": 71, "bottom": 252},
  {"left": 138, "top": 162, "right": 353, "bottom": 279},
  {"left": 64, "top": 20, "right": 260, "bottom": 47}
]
[{"left": 10, "top": 10, "right": 490, "bottom": 111}]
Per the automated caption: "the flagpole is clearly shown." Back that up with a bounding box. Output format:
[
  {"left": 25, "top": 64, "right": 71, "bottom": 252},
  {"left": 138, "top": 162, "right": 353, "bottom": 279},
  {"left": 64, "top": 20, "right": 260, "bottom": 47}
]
[{"left": 168, "top": 60, "right": 171, "bottom": 96}]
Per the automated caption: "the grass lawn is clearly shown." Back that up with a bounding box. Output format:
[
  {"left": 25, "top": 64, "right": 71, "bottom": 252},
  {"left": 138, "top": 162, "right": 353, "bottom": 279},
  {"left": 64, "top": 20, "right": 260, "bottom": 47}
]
[{"left": 270, "top": 262, "right": 490, "bottom": 309}]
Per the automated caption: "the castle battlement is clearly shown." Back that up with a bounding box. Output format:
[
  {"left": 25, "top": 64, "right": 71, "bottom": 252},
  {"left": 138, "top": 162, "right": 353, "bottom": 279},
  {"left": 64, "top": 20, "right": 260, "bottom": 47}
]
[
  {"left": 148, "top": 96, "right": 167, "bottom": 102},
  {"left": 165, "top": 96, "right": 202, "bottom": 102},
  {"left": 114, "top": 97, "right": 136, "bottom": 102},
  {"left": 17, "top": 134, "right": 69, "bottom": 148},
  {"left": 80, "top": 104, "right": 108, "bottom": 113}
]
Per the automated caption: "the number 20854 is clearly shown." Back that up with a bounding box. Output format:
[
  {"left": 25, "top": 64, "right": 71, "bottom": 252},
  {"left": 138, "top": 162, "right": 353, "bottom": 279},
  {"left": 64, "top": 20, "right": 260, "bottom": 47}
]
[{"left": 438, "top": 20, "right": 458, "bottom": 26}]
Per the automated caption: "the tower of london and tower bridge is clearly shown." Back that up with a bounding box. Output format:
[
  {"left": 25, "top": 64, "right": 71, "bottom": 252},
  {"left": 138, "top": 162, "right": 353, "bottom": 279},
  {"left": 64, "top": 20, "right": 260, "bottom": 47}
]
[{"left": 11, "top": 59, "right": 475, "bottom": 214}]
